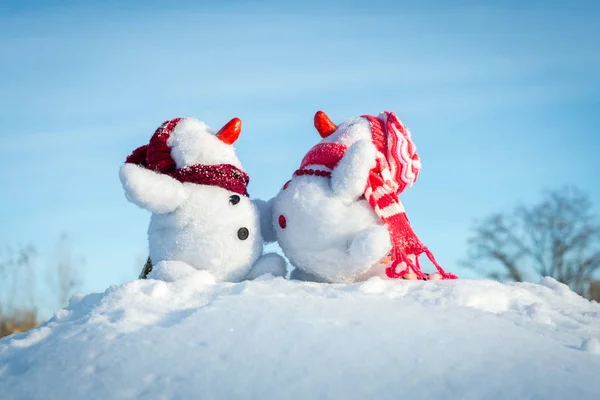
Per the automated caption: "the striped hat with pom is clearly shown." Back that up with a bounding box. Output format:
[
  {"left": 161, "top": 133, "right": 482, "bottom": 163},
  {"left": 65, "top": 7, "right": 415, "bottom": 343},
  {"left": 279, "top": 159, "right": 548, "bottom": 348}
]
[{"left": 302, "top": 110, "right": 457, "bottom": 280}]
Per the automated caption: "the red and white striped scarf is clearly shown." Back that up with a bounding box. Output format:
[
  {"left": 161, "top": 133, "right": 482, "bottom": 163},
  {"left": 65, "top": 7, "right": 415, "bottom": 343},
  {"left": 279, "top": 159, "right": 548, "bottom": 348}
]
[{"left": 300, "top": 112, "right": 457, "bottom": 280}]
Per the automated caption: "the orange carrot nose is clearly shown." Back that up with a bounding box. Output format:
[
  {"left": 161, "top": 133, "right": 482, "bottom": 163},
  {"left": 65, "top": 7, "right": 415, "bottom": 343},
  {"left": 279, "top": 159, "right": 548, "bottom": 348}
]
[
  {"left": 314, "top": 110, "right": 337, "bottom": 138},
  {"left": 216, "top": 117, "right": 242, "bottom": 144}
]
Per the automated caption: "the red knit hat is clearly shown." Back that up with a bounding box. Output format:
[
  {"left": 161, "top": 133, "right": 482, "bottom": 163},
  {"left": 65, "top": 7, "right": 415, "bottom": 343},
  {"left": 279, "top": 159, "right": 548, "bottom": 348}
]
[
  {"left": 124, "top": 117, "right": 250, "bottom": 196},
  {"left": 126, "top": 117, "right": 242, "bottom": 172}
]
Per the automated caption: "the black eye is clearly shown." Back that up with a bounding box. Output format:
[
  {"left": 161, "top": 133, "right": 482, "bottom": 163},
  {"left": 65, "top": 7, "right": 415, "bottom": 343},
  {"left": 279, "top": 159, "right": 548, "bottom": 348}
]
[
  {"left": 229, "top": 195, "right": 240, "bottom": 205},
  {"left": 237, "top": 227, "right": 249, "bottom": 240}
]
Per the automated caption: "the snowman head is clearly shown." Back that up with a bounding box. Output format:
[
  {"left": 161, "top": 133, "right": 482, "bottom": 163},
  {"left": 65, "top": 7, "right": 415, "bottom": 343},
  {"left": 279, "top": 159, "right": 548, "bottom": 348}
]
[
  {"left": 144, "top": 116, "right": 244, "bottom": 171},
  {"left": 121, "top": 116, "right": 250, "bottom": 211},
  {"left": 313, "top": 110, "right": 373, "bottom": 146},
  {"left": 313, "top": 110, "right": 422, "bottom": 193}
]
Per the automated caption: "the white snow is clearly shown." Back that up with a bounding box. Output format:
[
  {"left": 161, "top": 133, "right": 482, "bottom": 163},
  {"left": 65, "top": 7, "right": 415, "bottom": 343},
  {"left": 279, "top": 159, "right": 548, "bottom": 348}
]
[
  {"left": 146, "top": 260, "right": 212, "bottom": 282},
  {"left": 1, "top": 274, "right": 599, "bottom": 400},
  {"left": 581, "top": 337, "right": 600, "bottom": 354}
]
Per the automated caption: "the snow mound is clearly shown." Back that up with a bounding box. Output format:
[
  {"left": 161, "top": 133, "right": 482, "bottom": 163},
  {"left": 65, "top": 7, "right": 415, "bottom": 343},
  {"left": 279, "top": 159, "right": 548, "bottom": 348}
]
[{"left": 1, "top": 274, "right": 599, "bottom": 399}]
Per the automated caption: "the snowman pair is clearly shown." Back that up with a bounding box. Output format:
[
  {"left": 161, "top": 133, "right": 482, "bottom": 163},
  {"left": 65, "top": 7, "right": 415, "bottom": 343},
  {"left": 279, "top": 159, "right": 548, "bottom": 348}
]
[{"left": 120, "top": 112, "right": 457, "bottom": 283}]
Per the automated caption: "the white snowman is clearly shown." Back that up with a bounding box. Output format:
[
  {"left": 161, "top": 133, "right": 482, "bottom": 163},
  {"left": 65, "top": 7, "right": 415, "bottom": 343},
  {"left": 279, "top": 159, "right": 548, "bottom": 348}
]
[
  {"left": 271, "top": 110, "right": 457, "bottom": 283},
  {"left": 120, "top": 116, "right": 286, "bottom": 282}
]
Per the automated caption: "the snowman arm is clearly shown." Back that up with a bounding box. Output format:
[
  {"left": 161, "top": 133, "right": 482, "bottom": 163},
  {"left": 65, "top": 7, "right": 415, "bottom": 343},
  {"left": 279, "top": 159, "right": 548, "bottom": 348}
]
[
  {"left": 348, "top": 224, "right": 392, "bottom": 265},
  {"left": 331, "top": 139, "right": 377, "bottom": 202},
  {"left": 252, "top": 198, "right": 277, "bottom": 243},
  {"left": 246, "top": 253, "right": 287, "bottom": 279},
  {"left": 119, "top": 163, "right": 190, "bottom": 214}
]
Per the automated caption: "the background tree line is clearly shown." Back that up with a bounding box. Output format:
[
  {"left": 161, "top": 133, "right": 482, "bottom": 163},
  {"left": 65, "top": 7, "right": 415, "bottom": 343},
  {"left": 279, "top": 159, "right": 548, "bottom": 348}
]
[
  {"left": 0, "top": 234, "right": 82, "bottom": 338},
  {"left": 465, "top": 186, "right": 600, "bottom": 298}
]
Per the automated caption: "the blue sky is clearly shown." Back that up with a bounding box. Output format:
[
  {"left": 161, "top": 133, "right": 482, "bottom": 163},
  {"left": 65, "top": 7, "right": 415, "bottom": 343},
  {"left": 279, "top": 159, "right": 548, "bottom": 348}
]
[{"left": 1, "top": 1, "right": 599, "bottom": 316}]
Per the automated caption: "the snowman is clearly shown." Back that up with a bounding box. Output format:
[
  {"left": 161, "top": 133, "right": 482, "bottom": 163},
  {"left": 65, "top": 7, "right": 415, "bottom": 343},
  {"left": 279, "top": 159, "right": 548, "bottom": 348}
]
[
  {"left": 271, "top": 110, "right": 457, "bottom": 283},
  {"left": 120, "top": 116, "right": 286, "bottom": 282}
]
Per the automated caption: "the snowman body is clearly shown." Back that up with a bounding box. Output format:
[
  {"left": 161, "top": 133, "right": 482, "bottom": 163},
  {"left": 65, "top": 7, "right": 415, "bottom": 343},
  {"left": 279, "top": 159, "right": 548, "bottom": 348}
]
[
  {"left": 272, "top": 117, "right": 393, "bottom": 283},
  {"left": 120, "top": 117, "right": 284, "bottom": 282},
  {"left": 147, "top": 183, "right": 263, "bottom": 282}
]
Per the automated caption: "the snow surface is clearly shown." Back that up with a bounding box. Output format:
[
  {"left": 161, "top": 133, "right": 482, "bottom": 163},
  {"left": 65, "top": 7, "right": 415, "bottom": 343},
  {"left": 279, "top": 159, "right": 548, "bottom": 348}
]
[{"left": 1, "top": 274, "right": 599, "bottom": 400}]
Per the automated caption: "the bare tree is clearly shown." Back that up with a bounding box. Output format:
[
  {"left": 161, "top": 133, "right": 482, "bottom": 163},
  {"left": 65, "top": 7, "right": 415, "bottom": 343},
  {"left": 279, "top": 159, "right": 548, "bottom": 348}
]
[
  {"left": 0, "top": 235, "right": 85, "bottom": 338},
  {"left": 51, "top": 234, "right": 83, "bottom": 308},
  {"left": 0, "top": 244, "right": 39, "bottom": 339},
  {"left": 464, "top": 187, "right": 600, "bottom": 295},
  {"left": 0, "top": 245, "right": 38, "bottom": 313}
]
